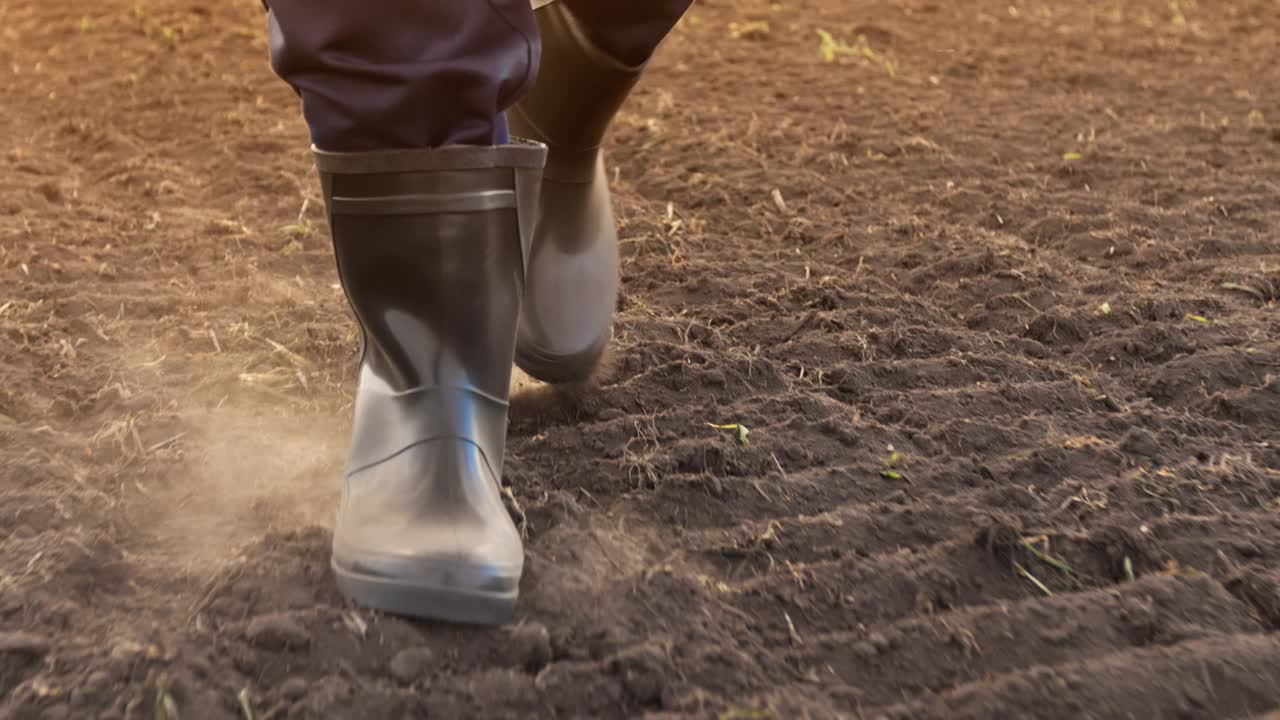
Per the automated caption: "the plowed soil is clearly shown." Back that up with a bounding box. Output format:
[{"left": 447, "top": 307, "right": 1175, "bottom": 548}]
[{"left": 3, "top": 0, "right": 1280, "bottom": 718}]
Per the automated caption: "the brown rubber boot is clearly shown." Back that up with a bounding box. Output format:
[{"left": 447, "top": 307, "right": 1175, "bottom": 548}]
[
  {"left": 507, "top": 2, "right": 655, "bottom": 383},
  {"left": 317, "top": 141, "right": 546, "bottom": 625}
]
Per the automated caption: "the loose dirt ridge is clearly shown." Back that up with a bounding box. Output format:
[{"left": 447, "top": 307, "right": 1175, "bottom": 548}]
[{"left": 2, "top": 0, "right": 1279, "bottom": 718}]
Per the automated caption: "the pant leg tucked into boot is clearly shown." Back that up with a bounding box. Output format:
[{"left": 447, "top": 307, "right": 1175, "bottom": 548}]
[{"left": 267, "top": 0, "right": 545, "bottom": 625}]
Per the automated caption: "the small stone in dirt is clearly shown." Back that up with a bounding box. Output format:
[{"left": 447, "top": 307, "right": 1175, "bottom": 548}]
[
  {"left": 279, "top": 676, "right": 308, "bottom": 701},
  {"left": 1120, "top": 429, "right": 1161, "bottom": 460},
  {"left": 245, "top": 613, "right": 310, "bottom": 651},
  {"left": 388, "top": 647, "right": 435, "bottom": 685},
  {"left": 868, "top": 632, "right": 891, "bottom": 652},
  {"left": 0, "top": 592, "right": 23, "bottom": 617},
  {"left": 827, "top": 686, "right": 866, "bottom": 707},
  {"left": 36, "top": 181, "right": 63, "bottom": 204},
  {"left": 85, "top": 670, "right": 112, "bottom": 690},
  {"left": 108, "top": 640, "right": 153, "bottom": 660},
  {"left": 706, "top": 475, "right": 724, "bottom": 497},
  {"left": 852, "top": 641, "right": 878, "bottom": 659},
  {"left": 509, "top": 623, "right": 552, "bottom": 672},
  {"left": 0, "top": 631, "right": 50, "bottom": 656}
]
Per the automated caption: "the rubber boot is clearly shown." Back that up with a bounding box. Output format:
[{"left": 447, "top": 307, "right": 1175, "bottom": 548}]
[
  {"left": 507, "top": 2, "right": 654, "bottom": 383},
  {"left": 317, "top": 141, "right": 546, "bottom": 625}
]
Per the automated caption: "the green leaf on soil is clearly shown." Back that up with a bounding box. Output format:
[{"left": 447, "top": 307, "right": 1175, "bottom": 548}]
[
  {"left": 154, "top": 672, "right": 178, "bottom": 720},
  {"left": 880, "top": 448, "right": 906, "bottom": 480},
  {"left": 1022, "top": 540, "right": 1076, "bottom": 576},
  {"left": 729, "top": 20, "right": 770, "bottom": 40},
  {"left": 1015, "top": 562, "right": 1053, "bottom": 596},
  {"left": 1099, "top": 302, "right": 1112, "bottom": 316},
  {"left": 816, "top": 29, "right": 854, "bottom": 63},
  {"left": 1062, "top": 151, "right": 1083, "bottom": 161},
  {"left": 707, "top": 423, "right": 750, "bottom": 445},
  {"left": 1124, "top": 556, "right": 1136, "bottom": 582},
  {"left": 816, "top": 30, "right": 895, "bottom": 76},
  {"left": 1185, "top": 312, "right": 1209, "bottom": 323},
  {"left": 238, "top": 688, "right": 255, "bottom": 720},
  {"left": 281, "top": 223, "right": 311, "bottom": 238}
]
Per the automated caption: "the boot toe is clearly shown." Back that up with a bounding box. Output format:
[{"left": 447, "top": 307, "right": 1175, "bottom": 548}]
[
  {"left": 333, "top": 522, "right": 523, "bottom": 625},
  {"left": 333, "top": 537, "right": 522, "bottom": 596},
  {"left": 331, "top": 441, "right": 523, "bottom": 624}
]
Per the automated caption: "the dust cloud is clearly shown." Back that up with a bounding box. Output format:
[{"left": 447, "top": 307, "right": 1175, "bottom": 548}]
[
  {"left": 142, "top": 401, "right": 347, "bottom": 571},
  {"left": 140, "top": 369, "right": 547, "bottom": 572}
]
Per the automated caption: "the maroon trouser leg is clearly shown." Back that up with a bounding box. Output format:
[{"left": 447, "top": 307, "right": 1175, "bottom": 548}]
[
  {"left": 266, "top": 1, "right": 694, "bottom": 152},
  {"left": 266, "top": 0, "right": 539, "bottom": 151}
]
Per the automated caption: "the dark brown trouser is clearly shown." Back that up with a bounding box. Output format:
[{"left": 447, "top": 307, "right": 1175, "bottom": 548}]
[{"left": 266, "top": 0, "right": 693, "bottom": 151}]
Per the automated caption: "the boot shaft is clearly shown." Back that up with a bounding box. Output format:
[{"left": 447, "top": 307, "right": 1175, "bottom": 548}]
[
  {"left": 316, "top": 142, "right": 545, "bottom": 481},
  {"left": 316, "top": 143, "right": 545, "bottom": 399},
  {"left": 509, "top": 3, "right": 653, "bottom": 181}
]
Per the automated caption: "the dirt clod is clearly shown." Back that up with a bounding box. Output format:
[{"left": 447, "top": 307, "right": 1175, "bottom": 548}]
[
  {"left": 244, "top": 613, "right": 310, "bottom": 652},
  {"left": 852, "top": 641, "right": 879, "bottom": 659},
  {"left": 868, "top": 632, "right": 891, "bottom": 653},
  {"left": 509, "top": 623, "right": 553, "bottom": 673},
  {"left": 278, "top": 676, "right": 309, "bottom": 701},
  {"left": 388, "top": 647, "right": 436, "bottom": 685}
]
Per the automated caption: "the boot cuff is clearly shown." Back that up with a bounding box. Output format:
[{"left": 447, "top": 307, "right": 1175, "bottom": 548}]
[{"left": 314, "top": 139, "right": 547, "bottom": 174}]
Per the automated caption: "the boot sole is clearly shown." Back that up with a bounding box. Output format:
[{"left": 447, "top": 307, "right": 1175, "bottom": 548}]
[
  {"left": 515, "top": 336, "right": 608, "bottom": 385},
  {"left": 332, "top": 560, "right": 517, "bottom": 626}
]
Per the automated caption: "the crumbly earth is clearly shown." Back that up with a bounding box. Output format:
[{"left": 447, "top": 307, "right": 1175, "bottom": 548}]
[{"left": 2, "top": 0, "right": 1279, "bottom": 718}]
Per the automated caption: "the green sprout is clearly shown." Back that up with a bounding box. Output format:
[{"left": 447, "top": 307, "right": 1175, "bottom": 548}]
[
  {"left": 816, "top": 30, "right": 896, "bottom": 77},
  {"left": 707, "top": 423, "right": 750, "bottom": 446},
  {"left": 879, "top": 448, "right": 904, "bottom": 479}
]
